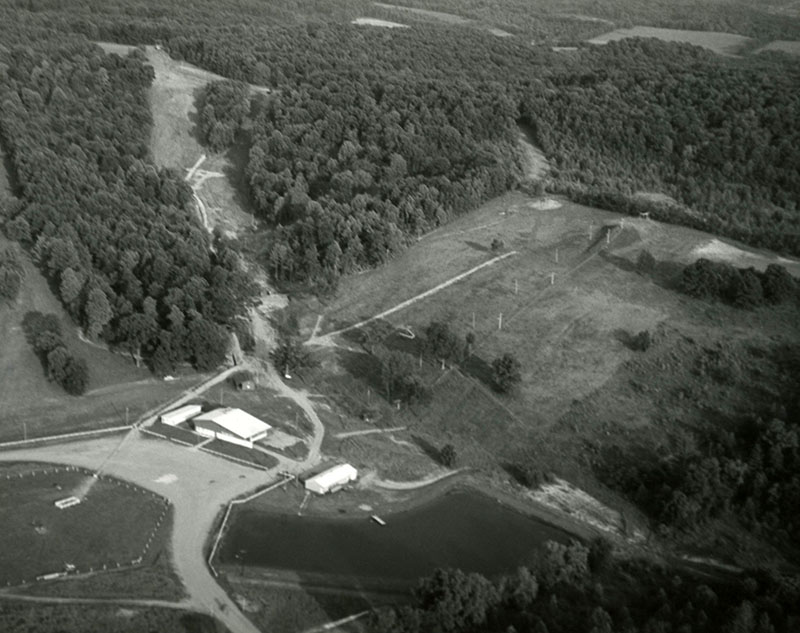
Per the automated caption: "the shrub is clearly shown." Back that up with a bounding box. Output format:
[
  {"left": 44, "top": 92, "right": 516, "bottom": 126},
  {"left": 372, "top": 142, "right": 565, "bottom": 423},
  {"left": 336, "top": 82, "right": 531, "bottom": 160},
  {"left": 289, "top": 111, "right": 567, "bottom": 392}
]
[
  {"left": 492, "top": 353, "right": 522, "bottom": 393},
  {"left": 440, "top": 444, "right": 457, "bottom": 468}
]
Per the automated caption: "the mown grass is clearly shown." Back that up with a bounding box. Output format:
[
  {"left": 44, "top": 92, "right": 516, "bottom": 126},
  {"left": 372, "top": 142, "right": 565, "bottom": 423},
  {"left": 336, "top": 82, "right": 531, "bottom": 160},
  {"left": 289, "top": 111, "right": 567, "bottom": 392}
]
[
  {"left": 0, "top": 602, "right": 224, "bottom": 633},
  {"left": 0, "top": 463, "right": 170, "bottom": 587}
]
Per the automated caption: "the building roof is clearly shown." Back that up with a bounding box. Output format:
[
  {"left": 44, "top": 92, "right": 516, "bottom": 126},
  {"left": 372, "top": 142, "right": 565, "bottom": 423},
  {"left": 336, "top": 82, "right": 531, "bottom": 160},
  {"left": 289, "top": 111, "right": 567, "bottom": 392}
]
[
  {"left": 306, "top": 463, "right": 358, "bottom": 490},
  {"left": 193, "top": 407, "right": 271, "bottom": 440},
  {"left": 161, "top": 404, "right": 202, "bottom": 422}
]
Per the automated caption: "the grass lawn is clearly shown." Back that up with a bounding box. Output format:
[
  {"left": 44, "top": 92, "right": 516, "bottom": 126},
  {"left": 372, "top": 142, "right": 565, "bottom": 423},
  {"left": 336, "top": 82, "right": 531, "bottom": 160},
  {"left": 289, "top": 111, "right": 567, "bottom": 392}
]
[
  {"left": 0, "top": 463, "right": 170, "bottom": 586},
  {"left": 0, "top": 602, "right": 225, "bottom": 633},
  {"left": 19, "top": 510, "right": 183, "bottom": 601}
]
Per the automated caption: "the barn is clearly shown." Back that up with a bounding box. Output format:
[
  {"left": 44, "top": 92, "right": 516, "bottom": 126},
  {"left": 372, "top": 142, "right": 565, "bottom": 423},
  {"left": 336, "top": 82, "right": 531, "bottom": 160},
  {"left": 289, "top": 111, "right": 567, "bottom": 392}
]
[
  {"left": 304, "top": 463, "right": 358, "bottom": 495},
  {"left": 191, "top": 407, "right": 271, "bottom": 448},
  {"left": 159, "top": 404, "right": 202, "bottom": 426}
]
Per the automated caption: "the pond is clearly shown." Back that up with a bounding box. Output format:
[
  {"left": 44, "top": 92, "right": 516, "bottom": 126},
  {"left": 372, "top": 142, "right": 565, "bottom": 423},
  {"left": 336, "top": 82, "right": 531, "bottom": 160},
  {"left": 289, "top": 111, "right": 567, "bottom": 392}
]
[{"left": 219, "top": 489, "right": 575, "bottom": 588}]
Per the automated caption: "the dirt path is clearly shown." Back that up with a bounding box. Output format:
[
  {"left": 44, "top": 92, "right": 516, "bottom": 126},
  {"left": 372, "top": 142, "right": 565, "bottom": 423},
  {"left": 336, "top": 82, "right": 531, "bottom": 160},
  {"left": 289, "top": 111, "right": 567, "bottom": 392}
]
[
  {"left": 307, "top": 251, "right": 518, "bottom": 346},
  {"left": 334, "top": 426, "right": 406, "bottom": 439},
  {"left": 361, "top": 468, "right": 464, "bottom": 491}
]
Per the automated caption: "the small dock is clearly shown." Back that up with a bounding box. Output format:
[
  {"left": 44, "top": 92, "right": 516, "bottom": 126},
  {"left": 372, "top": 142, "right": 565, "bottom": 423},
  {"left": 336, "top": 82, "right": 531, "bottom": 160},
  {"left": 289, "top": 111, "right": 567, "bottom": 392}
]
[{"left": 371, "top": 515, "right": 386, "bottom": 526}]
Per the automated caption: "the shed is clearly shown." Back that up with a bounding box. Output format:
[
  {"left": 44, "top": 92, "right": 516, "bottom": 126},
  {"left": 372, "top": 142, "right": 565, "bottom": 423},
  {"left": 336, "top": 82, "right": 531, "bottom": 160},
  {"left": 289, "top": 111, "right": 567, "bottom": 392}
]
[
  {"left": 160, "top": 404, "right": 202, "bottom": 426},
  {"left": 304, "top": 463, "right": 358, "bottom": 495},
  {"left": 191, "top": 407, "right": 271, "bottom": 448}
]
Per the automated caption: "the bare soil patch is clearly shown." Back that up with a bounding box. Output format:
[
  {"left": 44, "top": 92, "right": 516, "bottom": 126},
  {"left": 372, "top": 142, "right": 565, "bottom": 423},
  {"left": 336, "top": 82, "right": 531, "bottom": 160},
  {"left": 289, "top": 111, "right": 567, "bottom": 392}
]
[
  {"left": 352, "top": 17, "right": 408, "bottom": 28},
  {"left": 374, "top": 2, "right": 471, "bottom": 24},
  {"left": 587, "top": 27, "right": 753, "bottom": 56}
]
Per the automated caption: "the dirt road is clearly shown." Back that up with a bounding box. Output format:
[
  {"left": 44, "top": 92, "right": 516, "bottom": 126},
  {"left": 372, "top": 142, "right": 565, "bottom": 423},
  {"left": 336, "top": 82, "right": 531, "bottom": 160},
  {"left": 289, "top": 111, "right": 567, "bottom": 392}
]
[{"left": 0, "top": 435, "right": 272, "bottom": 633}]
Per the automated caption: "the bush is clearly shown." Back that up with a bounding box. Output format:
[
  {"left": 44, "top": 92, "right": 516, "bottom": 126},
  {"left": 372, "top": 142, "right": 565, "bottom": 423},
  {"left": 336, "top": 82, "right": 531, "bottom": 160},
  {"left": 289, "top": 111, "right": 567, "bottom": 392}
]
[
  {"left": 440, "top": 444, "right": 457, "bottom": 468},
  {"left": 492, "top": 353, "right": 522, "bottom": 393}
]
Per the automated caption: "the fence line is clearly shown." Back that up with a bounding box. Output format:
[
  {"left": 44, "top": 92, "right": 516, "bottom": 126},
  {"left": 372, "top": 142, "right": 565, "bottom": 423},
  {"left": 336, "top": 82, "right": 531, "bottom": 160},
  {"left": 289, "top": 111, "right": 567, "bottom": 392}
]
[{"left": 0, "top": 425, "right": 130, "bottom": 450}]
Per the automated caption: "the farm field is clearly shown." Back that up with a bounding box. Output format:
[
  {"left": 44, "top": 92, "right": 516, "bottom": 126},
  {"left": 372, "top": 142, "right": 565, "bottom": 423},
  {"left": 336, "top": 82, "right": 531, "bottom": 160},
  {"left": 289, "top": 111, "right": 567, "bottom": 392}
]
[
  {"left": 300, "top": 191, "right": 800, "bottom": 557},
  {"left": 587, "top": 26, "right": 753, "bottom": 55},
  {"left": 0, "top": 462, "right": 170, "bottom": 587}
]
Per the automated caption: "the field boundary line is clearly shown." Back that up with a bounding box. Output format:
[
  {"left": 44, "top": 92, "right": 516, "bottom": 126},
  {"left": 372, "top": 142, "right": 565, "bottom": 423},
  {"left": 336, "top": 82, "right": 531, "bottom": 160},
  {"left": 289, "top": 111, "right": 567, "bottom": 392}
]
[
  {"left": 0, "top": 425, "right": 129, "bottom": 450},
  {"left": 312, "top": 250, "right": 518, "bottom": 343},
  {"left": 207, "top": 473, "right": 295, "bottom": 576}
]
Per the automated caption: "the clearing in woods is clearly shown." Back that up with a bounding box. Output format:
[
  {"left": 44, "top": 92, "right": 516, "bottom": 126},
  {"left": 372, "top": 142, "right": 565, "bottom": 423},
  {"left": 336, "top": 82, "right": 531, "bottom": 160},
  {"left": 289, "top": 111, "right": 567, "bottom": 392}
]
[
  {"left": 300, "top": 191, "right": 800, "bottom": 536},
  {"left": 587, "top": 26, "right": 753, "bottom": 56},
  {"left": 753, "top": 40, "right": 800, "bottom": 56},
  {"left": 97, "top": 42, "right": 268, "bottom": 238}
]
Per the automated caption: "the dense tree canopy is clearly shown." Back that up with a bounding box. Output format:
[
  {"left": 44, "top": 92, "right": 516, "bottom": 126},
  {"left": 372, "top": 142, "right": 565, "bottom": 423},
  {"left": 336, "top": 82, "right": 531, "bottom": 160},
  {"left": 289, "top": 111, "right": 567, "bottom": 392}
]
[{"left": 0, "top": 41, "right": 256, "bottom": 372}]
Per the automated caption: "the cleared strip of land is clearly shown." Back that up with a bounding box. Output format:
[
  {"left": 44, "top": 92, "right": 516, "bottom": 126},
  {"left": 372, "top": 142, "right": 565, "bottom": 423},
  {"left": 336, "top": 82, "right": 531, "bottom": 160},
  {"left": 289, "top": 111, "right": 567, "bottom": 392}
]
[{"left": 309, "top": 251, "right": 518, "bottom": 344}]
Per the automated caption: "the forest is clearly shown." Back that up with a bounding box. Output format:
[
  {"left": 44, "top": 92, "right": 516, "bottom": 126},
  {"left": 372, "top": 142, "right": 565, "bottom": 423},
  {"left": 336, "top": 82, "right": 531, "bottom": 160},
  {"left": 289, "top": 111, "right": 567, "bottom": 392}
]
[
  {"left": 0, "top": 40, "right": 256, "bottom": 373},
  {"left": 369, "top": 542, "right": 800, "bottom": 633},
  {"left": 0, "top": 3, "right": 799, "bottom": 344}
]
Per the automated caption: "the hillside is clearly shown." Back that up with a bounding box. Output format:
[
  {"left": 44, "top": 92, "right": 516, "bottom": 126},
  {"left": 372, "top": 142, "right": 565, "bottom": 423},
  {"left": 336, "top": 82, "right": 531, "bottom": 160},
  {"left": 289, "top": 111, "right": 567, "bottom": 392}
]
[{"left": 299, "top": 190, "right": 800, "bottom": 567}]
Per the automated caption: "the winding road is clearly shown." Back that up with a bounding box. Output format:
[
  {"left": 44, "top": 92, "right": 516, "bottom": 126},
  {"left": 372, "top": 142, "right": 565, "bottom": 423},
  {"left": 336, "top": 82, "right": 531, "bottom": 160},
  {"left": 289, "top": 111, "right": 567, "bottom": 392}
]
[{"left": 0, "top": 289, "right": 326, "bottom": 633}]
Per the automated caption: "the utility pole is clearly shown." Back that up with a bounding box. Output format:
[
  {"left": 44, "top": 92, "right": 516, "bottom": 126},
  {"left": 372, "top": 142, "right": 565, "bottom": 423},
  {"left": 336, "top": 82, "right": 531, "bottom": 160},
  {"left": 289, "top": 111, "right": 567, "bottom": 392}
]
[
  {"left": 550, "top": 273, "right": 555, "bottom": 285},
  {"left": 498, "top": 313, "right": 503, "bottom": 330},
  {"left": 514, "top": 279, "right": 518, "bottom": 294},
  {"left": 23, "top": 422, "right": 27, "bottom": 442},
  {"left": 472, "top": 312, "right": 476, "bottom": 329},
  {"left": 555, "top": 248, "right": 558, "bottom": 264}
]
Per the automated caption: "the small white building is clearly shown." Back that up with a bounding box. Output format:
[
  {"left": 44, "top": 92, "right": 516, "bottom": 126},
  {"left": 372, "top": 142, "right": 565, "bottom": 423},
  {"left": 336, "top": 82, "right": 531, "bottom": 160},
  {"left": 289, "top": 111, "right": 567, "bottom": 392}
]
[
  {"left": 191, "top": 407, "right": 271, "bottom": 449},
  {"left": 160, "top": 404, "right": 202, "bottom": 426},
  {"left": 304, "top": 463, "right": 358, "bottom": 495}
]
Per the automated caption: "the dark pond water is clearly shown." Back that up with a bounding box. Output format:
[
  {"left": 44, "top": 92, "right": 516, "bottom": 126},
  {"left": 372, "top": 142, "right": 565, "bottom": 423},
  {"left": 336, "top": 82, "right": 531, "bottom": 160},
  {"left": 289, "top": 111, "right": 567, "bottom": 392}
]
[{"left": 219, "top": 490, "right": 574, "bottom": 585}]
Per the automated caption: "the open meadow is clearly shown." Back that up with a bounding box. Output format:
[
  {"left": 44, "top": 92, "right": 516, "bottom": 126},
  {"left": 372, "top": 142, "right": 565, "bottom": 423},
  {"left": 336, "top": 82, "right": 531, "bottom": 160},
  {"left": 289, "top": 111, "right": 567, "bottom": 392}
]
[
  {"left": 587, "top": 26, "right": 753, "bottom": 55},
  {"left": 300, "top": 192, "right": 800, "bottom": 557},
  {"left": 0, "top": 462, "right": 170, "bottom": 587}
]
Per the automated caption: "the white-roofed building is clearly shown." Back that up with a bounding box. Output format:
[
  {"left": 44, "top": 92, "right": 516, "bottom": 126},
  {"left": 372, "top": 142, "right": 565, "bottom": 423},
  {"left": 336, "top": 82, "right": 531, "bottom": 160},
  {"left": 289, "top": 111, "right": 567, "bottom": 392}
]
[
  {"left": 304, "top": 463, "right": 358, "bottom": 495},
  {"left": 160, "top": 404, "right": 202, "bottom": 426},
  {"left": 191, "top": 407, "right": 271, "bottom": 448}
]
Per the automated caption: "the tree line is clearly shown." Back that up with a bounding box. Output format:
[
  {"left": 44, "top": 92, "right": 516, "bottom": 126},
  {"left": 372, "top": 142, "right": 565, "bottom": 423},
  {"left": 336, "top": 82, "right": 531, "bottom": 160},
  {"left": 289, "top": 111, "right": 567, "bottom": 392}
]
[
  {"left": 0, "top": 40, "right": 257, "bottom": 375},
  {"left": 370, "top": 539, "right": 800, "bottom": 633}
]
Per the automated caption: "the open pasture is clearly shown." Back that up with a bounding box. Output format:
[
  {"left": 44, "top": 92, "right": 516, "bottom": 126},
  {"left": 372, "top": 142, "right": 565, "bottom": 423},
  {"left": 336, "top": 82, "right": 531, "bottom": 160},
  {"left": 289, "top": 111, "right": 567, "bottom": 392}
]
[
  {"left": 308, "top": 192, "right": 800, "bottom": 481},
  {"left": 0, "top": 463, "right": 169, "bottom": 587},
  {"left": 587, "top": 26, "right": 753, "bottom": 55}
]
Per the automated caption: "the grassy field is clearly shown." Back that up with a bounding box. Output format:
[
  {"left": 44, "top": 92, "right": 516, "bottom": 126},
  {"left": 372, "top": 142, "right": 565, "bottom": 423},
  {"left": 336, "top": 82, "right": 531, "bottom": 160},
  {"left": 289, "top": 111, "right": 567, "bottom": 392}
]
[
  {"left": 299, "top": 191, "right": 800, "bottom": 563},
  {"left": 0, "top": 226, "right": 195, "bottom": 442},
  {"left": 0, "top": 463, "right": 170, "bottom": 587},
  {"left": 0, "top": 602, "right": 225, "bottom": 633},
  {"left": 218, "top": 576, "right": 368, "bottom": 633},
  {"left": 96, "top": 43, "right": 263, "bottom": 239},
  {"left": 587, "top": 26, "right": 753, "bottom": 55},
  {"left": 754, "top": 39, "right": 800, "bottom": 55}
]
